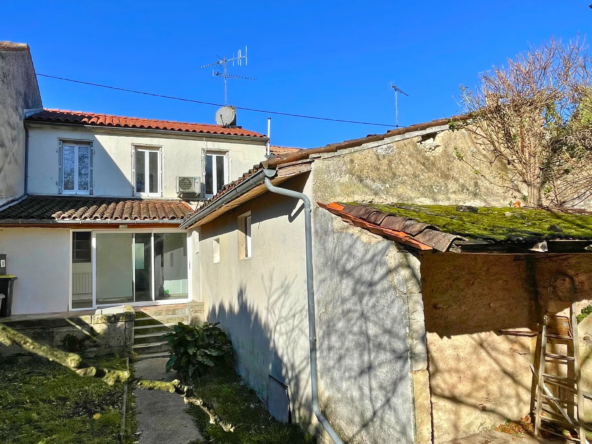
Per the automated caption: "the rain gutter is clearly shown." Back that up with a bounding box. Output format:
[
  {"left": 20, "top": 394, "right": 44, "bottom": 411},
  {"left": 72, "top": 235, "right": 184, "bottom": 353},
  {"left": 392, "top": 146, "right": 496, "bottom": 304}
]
[
  {"left": 180, "top": 168, "right": 267, "bottom": 229},
  {"left": 263, "top": 169, "right": 343, "bottom": 444},
  {"left": 0, "top": 219, "right": 182, "bottom": 225}
]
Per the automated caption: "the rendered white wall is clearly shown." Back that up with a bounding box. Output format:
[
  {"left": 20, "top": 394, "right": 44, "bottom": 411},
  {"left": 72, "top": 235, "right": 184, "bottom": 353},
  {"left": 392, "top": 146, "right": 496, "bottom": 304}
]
[
  {"left": 26, "top": 125, "right": 266, "bottom": 198},
  {"left": 197, "top": 175, "right": 313, "bottom": 427},
  {"left": 0, "top": 227, "right": 70, "bottom": 315}
]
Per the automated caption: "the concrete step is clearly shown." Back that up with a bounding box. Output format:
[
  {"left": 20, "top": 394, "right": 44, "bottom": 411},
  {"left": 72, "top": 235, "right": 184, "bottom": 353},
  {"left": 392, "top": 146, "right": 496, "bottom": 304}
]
[
  {"left": 134, "top": 351, "right": 171, "bottom": 361},
  {"left": 134, "top": 315, "right": 188, "bottom": 327},
  {"left": 133, "top": 323, "right": 177, "bottom": 334},
  {"left": 133, "top": 341, "right": 170, "bottom": 355},
  {"left": 134, "top": 331, "right": 170, "bottom": 344}
]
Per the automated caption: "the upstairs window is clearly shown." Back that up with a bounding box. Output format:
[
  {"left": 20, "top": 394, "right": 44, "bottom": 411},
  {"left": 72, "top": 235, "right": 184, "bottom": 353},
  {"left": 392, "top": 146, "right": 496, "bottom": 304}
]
[
  {"left": 62, "top": 142, "right": 92, "bottom": 194},
  {"left": 205, "top": 152, "right": 227, "bottom": 198},
  {"left": 135, "top": 147, "right": 161, "bottom": 196}
]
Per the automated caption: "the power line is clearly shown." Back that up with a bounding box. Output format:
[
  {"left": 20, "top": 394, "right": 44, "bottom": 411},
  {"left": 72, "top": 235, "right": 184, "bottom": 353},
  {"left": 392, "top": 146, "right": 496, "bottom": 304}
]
[{"left": 36, "top": 73, "right": 396, "bottom": 128}]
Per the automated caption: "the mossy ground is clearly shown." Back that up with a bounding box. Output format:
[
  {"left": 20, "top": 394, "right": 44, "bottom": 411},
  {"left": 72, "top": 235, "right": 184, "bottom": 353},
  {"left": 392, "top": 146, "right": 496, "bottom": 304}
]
[
  {"left": 358, "top": 203, "right": 592, "bottom": 241},
  {"left": 188, "top": 368, "right": 314, "bottom": 444},
  {"left": 0, "top": 354, "right": 135, "bottom": 444}
]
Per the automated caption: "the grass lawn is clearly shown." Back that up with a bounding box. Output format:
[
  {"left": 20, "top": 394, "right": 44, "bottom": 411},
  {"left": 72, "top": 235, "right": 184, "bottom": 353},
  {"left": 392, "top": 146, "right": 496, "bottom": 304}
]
[
  {"left": 0, "top": 354, "right": 135, "bottom": 444},
  {"left": 188, "top": 369, "right": 314, "bottom": 444}
]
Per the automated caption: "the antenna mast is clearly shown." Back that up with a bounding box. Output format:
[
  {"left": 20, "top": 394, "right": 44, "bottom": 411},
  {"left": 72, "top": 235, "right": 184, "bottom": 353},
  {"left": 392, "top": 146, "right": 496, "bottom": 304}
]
[
  {"left": 390, "top": 82, "right": 409, "bottom": 127},
  {"left": 201, "top": 47, "right": 255, "bottom": 106}
]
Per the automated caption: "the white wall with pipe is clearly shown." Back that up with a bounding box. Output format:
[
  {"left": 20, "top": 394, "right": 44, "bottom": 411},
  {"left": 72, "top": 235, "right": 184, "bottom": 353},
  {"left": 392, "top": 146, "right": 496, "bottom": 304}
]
[{"left": 26, "top": 124, "right": 267, "bottom": 198}]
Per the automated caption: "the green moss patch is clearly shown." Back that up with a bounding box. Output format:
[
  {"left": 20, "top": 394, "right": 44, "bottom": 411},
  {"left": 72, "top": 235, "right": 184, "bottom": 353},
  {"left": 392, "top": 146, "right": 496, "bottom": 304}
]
[
  {"left": 0, "top": 355, "right": 134, "bottom": 444},
  {"left": 354, "top": 203, "right": 592, "bottom": 241},
  {"left": 188, "top": 369, "right": 314, "bottom": 444}
]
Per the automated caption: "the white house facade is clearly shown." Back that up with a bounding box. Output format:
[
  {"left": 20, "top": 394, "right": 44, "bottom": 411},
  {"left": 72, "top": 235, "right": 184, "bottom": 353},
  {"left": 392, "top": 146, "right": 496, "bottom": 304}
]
[{"left": 0, "top": 108, "right": 268, "bottom": 316}]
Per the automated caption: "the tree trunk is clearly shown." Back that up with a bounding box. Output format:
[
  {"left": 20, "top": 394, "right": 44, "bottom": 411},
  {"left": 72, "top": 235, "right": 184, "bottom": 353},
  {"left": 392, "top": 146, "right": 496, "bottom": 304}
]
[{"left": 528, "top": 182, "right": 542, "bottom": 207}]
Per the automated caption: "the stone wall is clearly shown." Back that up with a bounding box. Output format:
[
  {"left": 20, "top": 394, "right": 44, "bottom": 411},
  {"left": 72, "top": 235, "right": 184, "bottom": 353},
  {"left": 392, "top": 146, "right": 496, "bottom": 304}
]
[
  {"left": 312, "top": 126, "right": 512, "bottom": 207},
  {"left": 313, "top": 208, "right": 430, "bottom": 444},
  {"left": 0, "top": 42, "right": 42, "bottom": 207},
  {"left": 0, "top": 305, "right": 135, "bottom": 357},
  {"left": 420, "top": 253, "right": 592, "bottom": 442}
]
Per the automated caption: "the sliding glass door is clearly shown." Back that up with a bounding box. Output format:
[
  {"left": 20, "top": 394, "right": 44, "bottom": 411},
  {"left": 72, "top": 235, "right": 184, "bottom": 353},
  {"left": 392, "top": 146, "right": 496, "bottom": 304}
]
[
  {"left": 72, "top": 230, "right": 189, "bottom": 309},
  {"left": 134, "top": 234, "right": 153, "bottom": 303},
  {"left": 96, "top": 233, "right": 134, "bottom": 305},
  {"left": 154, "top": 233, "right": 188, "bottom": 300}
]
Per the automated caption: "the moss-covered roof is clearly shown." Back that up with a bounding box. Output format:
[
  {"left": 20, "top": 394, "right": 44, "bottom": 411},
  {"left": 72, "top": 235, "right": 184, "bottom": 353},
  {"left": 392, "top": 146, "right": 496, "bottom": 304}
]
[{"left": 354, "top": 203, "right": 592, "bottom": 242}]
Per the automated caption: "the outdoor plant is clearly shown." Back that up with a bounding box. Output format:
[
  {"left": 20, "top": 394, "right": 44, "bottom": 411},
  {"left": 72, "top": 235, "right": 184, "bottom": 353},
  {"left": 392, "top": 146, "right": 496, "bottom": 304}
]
[
  {"left": 577, "top": 305, "right": 592, "bottom": 324},
  {"left": 163, "top": 322, "right": 234, "bottom": 379}
]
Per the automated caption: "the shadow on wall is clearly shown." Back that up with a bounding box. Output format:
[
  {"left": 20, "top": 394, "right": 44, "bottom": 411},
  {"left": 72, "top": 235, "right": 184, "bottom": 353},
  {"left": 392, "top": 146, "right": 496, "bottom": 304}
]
[
  {"left": 420, "top": 253, "right": 592, "bottom": 442},
  {"left": 312, "top": 208, "right": 420, "bottom": 443},
  {"left": 207, "top": 275, "right": 314, "bottom": 428}
]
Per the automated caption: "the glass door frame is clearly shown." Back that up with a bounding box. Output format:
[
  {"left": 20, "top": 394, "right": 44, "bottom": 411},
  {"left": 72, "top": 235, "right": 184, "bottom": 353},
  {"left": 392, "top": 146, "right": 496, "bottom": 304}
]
[{"left": 69, "top": 227, "right": 191, "bottom": 311}]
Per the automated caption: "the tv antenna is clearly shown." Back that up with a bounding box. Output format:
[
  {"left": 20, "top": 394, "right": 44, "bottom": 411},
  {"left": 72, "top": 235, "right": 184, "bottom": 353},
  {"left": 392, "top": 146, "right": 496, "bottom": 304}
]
[
  {"left": 390, "top": 82, "right": 409, "bottom": 127},
  {"left": 201, "top": 47, "right": 255, "bottom": 106}
]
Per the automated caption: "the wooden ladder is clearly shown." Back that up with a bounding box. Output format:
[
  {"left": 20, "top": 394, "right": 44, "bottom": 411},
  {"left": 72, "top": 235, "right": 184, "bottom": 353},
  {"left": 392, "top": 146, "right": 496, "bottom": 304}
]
[{"left": 534, "top": 305, "right": 588, "bottom": 443}]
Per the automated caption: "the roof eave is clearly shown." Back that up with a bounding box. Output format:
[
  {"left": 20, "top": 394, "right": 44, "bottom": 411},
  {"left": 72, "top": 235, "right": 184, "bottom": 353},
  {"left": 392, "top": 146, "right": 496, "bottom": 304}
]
[{"left": 25, "top": 120, "right": 269, "bottom": 144}]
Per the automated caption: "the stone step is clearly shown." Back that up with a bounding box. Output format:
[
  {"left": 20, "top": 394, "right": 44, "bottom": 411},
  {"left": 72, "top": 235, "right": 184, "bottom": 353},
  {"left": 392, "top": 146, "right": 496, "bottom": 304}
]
[
  {"left": 134, "top": 314, "right": 188, "bottom": 326},
  {"left": 134, "top": 351, "right": 171, "bottom": 361},
  {"left": 135, "top": 306, "right": 189, "bottom": 319},
  {"left": 133, "top": 341, "right": 170, "bottom": 355},
  {"left": 133, "top": 323, "right": 177, "bottom": 334},
  {"left": 134, "top": 331, "right": 171, "bottom": 344}
]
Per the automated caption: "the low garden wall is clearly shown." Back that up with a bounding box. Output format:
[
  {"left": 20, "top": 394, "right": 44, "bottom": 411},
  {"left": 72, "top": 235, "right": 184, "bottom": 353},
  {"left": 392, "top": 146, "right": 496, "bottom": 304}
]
[{"left": 0, "top": 305, "right": 135, "bottom": 357}]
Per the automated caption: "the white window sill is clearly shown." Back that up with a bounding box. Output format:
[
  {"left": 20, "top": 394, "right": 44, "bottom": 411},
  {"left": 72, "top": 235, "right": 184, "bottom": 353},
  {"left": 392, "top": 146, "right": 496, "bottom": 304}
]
[{"left": 63, "top": 191, "right": 90, "bottom": 195}]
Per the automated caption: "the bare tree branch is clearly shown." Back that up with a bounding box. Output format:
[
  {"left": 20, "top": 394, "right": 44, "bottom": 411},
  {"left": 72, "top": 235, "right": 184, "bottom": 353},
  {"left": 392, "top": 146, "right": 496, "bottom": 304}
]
[{"left": 451, "top": 37, "right": 592, "bottom": 208}]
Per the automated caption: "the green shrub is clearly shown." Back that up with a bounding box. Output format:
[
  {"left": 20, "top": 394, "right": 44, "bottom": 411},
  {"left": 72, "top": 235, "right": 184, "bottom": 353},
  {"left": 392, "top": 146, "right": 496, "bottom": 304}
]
[
  {"left": 577, "top": 305, "right": 592, "bottom": 324},
  {"left": 163, "top": 322, "right": 234, "bottom": 380}
]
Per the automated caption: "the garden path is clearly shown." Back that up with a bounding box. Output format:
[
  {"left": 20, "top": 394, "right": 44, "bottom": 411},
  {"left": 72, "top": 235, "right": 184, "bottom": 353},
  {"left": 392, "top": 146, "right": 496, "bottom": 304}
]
[{"left": 134, "top": 358, "right": 203, "bottom": 444}]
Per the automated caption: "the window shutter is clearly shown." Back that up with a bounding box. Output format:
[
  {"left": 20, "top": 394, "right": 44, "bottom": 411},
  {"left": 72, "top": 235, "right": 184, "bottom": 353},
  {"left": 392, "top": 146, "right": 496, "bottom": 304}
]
[
  {"left": 201, "top": 149, "right": 206, "bottom": 198},
  {"left": 160, "top": 149, "right": 163, "bottom": 197},
  {"left": 58, "top": 140, "right": 63, "bottom": 194},
  {"left": 89, "top": 142, "right": 94, "bottom": 195},
  {"left": 131, "top": 146, "right": 135, "bottom": 196}
]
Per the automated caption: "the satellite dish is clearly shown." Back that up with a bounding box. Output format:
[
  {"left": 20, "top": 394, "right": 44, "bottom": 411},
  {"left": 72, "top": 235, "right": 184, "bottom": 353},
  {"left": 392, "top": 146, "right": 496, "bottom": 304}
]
[{"left": 215, "top": 106, "right": 236, "bottom": 128}]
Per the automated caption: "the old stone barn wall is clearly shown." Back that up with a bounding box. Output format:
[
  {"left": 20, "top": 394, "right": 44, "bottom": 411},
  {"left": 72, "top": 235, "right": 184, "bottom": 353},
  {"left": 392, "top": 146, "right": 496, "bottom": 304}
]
[
  {"left": 313, "top": 209, "right": 430, "bottom": 444},
  {"left": 420, "top": 253, "right": 592, "bottom": 443},
  {"left": 312, "top": 127, "right": 512, "bottom": 208}
]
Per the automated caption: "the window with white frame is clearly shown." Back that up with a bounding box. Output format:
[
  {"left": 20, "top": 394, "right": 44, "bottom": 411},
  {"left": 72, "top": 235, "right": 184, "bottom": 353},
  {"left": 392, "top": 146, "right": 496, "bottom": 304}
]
[
  {"left": 238, "top": 212, "right": 252, "bottom": 260},
  {"left": 205, "top": 152, "right": 227, "bottom": 198},
  {"left": 62, "top": 142, "right": 92, "bottom": 194},
  {"left": 135, "top": 147, "right": 161, "bottom": 196}
]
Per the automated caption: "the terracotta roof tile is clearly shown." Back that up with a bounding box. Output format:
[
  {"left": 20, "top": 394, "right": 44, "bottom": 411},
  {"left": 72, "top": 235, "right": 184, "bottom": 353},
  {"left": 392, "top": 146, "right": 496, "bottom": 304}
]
[
  {"left": 318, "top": 202, "right": 462, "bottom": 252},
  {"left": 270, "top": 146, "right": 301, "bottom": 156},
  {"left": 27, "top": 109, "right": 266, "bottom": 139},
  {"left": 0, "top": 196, "right": 192, "bottom": 223}
]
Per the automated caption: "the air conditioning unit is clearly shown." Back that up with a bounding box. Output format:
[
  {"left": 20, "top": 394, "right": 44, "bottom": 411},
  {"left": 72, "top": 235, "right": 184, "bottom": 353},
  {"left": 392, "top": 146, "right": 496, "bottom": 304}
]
[{"left": 177, "top": 176, "right": 201, "bottom": 198}]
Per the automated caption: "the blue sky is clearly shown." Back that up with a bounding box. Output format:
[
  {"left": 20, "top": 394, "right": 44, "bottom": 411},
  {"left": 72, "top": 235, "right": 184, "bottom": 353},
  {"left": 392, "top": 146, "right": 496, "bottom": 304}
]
[{"left": 3, "top": 1, "right": 590, "bottom": 147}]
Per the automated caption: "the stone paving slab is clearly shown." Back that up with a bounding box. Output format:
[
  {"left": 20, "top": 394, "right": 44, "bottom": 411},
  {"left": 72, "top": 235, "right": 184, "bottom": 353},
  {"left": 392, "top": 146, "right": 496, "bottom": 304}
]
[{"left": 134, "top": 358, "right": 203, "bottom": 444}]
